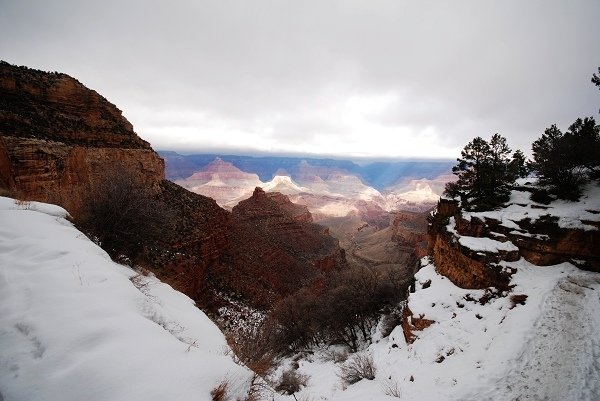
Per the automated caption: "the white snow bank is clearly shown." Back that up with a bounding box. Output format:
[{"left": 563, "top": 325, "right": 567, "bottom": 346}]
[
  {"left": 1, "top": 198, "right": 70, "bottom": 218},
  {"left": 0, "top": 197, "right": 255, "bottom": 401},
  {"left": 446, "top": 217, "right": 519, "bottom": 253},
  {"left": 464, "top": 183, "right": 600, "bottom": 231},
  {"left": 457, "top": 236, "right": 519, "bottom": 253}
]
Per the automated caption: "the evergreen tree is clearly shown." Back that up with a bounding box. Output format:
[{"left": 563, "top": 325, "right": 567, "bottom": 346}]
[
  {"left": 445, "top": 134, "right": 521, "bottom": 210},
  {"left": 448, "top": 136, "right": 490, "bottom": 207},
  {"left": 510, "top": 149, "right": 529, "bottom": 179},
  {"left": 532, "top": 117, "right": 600, "bottom": 199},
  {"left": 569, "top": 117, "right": 600, "bottom": 179},
  {"left": 485, "top": 133, "right": 513, "bottom": 204},
  {"left": 593, "top": 67, "right": 600, "bottom": 89}
]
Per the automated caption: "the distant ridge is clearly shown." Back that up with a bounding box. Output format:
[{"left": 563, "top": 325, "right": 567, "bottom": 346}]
[{"left": 159, "top": 151, "right": 454, "bottom": 191}]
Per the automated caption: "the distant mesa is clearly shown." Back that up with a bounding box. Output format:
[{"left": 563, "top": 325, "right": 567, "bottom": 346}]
[
  {"left": 262, "top": 175, "right": 310, "bottom": 195},
  {"left": 175, "top": 157, "right": 262, "bottom": 207},
  {"left": 160, "top": 151, "right": 454, "bottom": 191},
  {"left": 171, "top": 154, "right": 455, "bottom": 217}
]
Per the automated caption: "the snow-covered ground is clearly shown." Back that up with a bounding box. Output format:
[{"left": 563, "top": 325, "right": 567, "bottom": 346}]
[
  {"left": 463, "top": 183, "right": 600, "bottom": 231},
  {"left": 287, "top": 258, "right": 600, "bottom": 401},
  {"left": 0, "top": 197, "right": 261, "bottom": 401}
]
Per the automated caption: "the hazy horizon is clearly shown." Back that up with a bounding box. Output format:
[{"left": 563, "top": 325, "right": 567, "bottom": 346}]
[{"left": 157, "top": 148, "right": 456, "bottom": 164}]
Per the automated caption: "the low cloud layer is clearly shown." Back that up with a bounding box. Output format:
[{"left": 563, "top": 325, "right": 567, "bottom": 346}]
[{"left": 2, "top": 0, "right": 599, "bottom": 159}]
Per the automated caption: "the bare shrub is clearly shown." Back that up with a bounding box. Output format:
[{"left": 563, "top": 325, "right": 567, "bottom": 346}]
[
  {"left": 225, "top": 319, "right": 278, "bottom": 377},
  {"left": 75, "top": 166, "right": 173, "bottom": 263},
  {"left": 382, "top": 379, "right": 402, "bottom": 398},
  {"left": 338, "top": 353, "right": 377, "bottom": 385},
  {"left": 15, "top": 198, "right": 31, "bottom": 208},
  {"left": 249, "top": 373, "right": 278, "bottom": 401},
  {"left": 211, "top": 380, "right": 229, "bottom": 401},
  {"left": 275, "top": 368, "right": 309, "bottom": 396},
  {"left": 268, "top": 264, "right": 411, "bottom": 355}
]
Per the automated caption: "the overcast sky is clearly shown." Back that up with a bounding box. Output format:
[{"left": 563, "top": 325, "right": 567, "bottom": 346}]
[{"left": 1, "top": 0, "right": 599, "bottom": 159}]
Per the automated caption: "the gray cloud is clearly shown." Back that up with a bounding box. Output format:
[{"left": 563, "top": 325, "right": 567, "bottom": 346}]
[{"left": 1, "top": 0, "right": 599, "bottom": 158}]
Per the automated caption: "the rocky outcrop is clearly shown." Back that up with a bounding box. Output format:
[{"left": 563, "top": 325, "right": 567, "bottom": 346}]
[
  {"left": 391, "top": 210, "right": 430, "bottom": 259},
  {"left": 428, "top": 194, "right": 600, "bottom": 291},
  {"left": 0, "top": 62, "right": 164, "bottom": 215},
  {"left": 226, "top": 187, "right": 346, "bottom": 307},
  {"left": 429, "top": 228, "right": 512, "bottom": 289},
  {"left": 0, "top": 61, "right": 150, "bottom": 148},
  {"left": 457, "top": 213, "right": 600, "bottom": 271},
  {"left": 0, "top": 136, "right": 164, "bottom": 214},
  {"left": 401, "top": 305, "right": 435, "bottom": 344},
  {"left": 428, "top": 199, "right": 515, "bottom": 290}
]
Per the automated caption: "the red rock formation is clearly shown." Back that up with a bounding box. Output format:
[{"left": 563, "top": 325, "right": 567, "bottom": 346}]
[
  {"left": 402, "top": 306, "right": 435, "bottom": 344},
  {"left": 391, "top": 210, "right": 430, "bottom": 259},
  {"left": 427, "top": 199, "right": 513, "bottom": 290},
  {"left": 226, "top": 187, "right": 347, "bottom": 307},
  {"left": 428, "top": 197, "right": 600, "bottom": 292},
  {"left": 0, "top": 62, "right": 164, "bottom": 215},
  {"left": 0, "top": 62, "right": 150, "bottom": 148},
  {"left": 429, "top": 229, "right": 511, "bottom": 289},
  {"left": 153, "top": 180, "right": 232, "bottom": 307}
]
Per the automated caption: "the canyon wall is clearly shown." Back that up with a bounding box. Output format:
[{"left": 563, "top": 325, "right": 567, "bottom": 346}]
[{"left": 0, "top": 62, "right": 163, "bottom": 215}]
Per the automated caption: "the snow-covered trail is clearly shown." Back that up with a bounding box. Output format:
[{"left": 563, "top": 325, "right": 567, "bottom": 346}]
[{"left": 476, "top": 273, "right": 600, "bottom": 401}]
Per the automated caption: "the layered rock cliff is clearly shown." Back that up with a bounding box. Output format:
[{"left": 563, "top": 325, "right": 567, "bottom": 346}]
[
  {"left": 0, "top": 61, "right": 163, "bottom": 214},
  {"left": 428, "top": 185, "right": 600, "bottom": 291}
]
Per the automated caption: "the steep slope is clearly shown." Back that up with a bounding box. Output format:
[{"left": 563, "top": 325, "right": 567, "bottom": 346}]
[
  {"left": 285, "top": 258, "right": 600, "bottom": 401},
  {"left": 0, "top": 197, "right": 260, "bottom": 401}
]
